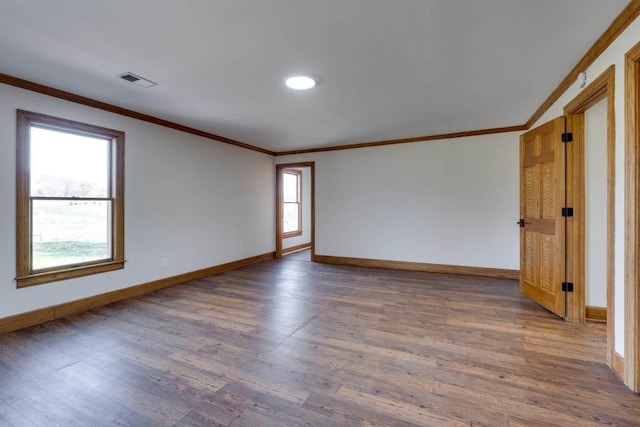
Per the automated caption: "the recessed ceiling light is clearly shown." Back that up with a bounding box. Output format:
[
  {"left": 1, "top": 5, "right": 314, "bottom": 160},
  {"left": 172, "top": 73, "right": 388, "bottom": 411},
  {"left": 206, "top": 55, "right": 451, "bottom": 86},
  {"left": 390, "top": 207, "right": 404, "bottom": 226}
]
[{"left": 285, "top": 75, "right": 316, "bottom": 90}]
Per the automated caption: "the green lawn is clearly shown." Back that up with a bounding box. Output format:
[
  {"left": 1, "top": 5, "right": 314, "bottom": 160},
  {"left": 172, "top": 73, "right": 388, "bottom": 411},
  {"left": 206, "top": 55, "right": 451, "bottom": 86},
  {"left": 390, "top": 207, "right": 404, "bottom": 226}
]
[{"left": 32, "top": 200, "right": 111, "bottom": 270}]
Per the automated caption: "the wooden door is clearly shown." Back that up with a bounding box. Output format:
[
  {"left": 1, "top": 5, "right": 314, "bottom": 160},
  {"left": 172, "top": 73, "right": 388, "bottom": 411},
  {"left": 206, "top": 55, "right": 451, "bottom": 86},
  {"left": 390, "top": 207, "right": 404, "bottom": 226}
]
[{"left": 520, "top": 117, "right": 566, "bottom": 317}]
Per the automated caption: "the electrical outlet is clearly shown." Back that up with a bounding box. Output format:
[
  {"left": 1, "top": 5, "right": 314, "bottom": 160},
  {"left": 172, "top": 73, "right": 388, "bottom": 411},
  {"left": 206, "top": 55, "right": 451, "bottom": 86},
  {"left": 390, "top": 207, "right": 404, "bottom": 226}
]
[
  {"left": 161, "top": 257, "right": 169, "bottom": 268},
  {"left": 239, "top": 245, "right": 244, "bottom": 253},
  {"left": 459, "top": 250, "right": 467, "bottom": 258}
]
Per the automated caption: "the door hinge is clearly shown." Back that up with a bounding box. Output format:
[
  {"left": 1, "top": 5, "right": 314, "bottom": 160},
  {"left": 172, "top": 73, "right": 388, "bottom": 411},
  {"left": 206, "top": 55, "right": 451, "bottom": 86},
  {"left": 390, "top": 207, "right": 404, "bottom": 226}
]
[
  {"left": 562, "top": 132, "right": 573, "bottom": 143},
  {"left": 562, "top": 207, "right": 574, "bottom": 217},
  {"left": 562, "top": 282, "right": 574, "bottom": 292}
]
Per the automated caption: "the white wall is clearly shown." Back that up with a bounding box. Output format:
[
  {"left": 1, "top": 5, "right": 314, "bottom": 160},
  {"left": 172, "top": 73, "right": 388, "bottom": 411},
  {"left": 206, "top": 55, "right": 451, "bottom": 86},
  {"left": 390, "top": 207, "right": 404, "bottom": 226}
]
[
  {"left": 277, "top": 132, "right": 520, "bottom": 270},
  {"left": 282, "top": 167, "right": 312, "bottom": 250},
  {"left": 585, "top": 98, "right": 608, "bottom": 308},
  {"left": 0, "top": 83, "right": 275, "bottom": 319},
  {"left": 532, "top": 15, "right": 640, "bottom": 355}
]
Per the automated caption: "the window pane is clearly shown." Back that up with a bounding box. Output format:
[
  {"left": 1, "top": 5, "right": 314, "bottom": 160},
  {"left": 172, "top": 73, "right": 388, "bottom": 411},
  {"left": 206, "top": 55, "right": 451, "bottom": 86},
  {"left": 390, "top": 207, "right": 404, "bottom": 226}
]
[
  {"left": 30, "top": 126, "right": 110, "bottom": 198},
  {"left": 283, "top": 172, "right": 298, "bottom": 203},
  {"left": 283, "top": 203, "right": 299, "bottom": 233},
  {"left": 32, "top": 200, "right": 112, "bottom": 270}
]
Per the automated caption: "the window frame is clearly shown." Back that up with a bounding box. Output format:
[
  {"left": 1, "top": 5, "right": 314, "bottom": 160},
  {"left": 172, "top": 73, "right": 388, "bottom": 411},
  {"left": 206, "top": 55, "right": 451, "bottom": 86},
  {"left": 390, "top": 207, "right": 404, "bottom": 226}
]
[
  {"left": 282, "top": 169, "right": 302, "bottom": 238},
  {"left": 16, "top": 110, "right": 125, "bottom": 288}
]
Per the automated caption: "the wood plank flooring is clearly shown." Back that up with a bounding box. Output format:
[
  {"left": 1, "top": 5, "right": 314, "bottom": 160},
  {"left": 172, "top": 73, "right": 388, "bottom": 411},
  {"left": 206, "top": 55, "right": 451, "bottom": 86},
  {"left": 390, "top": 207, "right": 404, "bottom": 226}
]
[{"left": 1, "top": 251, "right": 639, "bottom": 426}]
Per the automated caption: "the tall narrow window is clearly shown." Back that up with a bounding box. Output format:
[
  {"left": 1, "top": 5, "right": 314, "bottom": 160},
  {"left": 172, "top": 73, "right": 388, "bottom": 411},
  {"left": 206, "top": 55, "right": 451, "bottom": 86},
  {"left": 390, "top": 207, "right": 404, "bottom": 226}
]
[
  {"left": 16, "top": 110, "right": 125, "bottom": 287},
  {"left": 282, "top": 169, "right": 302, "bottom": 237}
]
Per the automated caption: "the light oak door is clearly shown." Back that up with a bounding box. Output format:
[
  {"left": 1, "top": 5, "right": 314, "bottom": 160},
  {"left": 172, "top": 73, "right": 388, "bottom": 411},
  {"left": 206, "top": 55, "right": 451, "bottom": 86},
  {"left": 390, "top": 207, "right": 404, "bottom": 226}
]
[{"left": 520, "top": 117, "right": 566, "bottom": 317}]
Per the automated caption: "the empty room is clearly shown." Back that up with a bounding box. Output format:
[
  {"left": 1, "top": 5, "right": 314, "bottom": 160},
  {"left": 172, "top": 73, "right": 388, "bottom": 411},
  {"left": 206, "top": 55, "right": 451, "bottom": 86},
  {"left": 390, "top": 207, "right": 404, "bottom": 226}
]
[{"left": 2, "top": 1, "right": 640, "bottom": 425}]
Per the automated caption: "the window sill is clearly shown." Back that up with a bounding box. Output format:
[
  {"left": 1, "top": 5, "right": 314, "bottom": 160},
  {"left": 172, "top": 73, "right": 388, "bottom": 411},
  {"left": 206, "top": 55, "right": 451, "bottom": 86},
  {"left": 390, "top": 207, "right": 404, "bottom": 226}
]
[
  {"left": 283, "top": 231, "right": 303, "bottom": 239},
  {"left": 17, "top": 260, "right": 125, "bottom": 288}
]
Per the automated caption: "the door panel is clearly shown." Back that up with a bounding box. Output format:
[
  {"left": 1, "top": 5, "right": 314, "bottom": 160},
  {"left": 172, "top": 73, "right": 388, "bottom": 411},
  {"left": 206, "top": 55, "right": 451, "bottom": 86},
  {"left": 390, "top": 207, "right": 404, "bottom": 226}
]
[{"left": 520, "top": 117, "right": 566, "bottom": 317}]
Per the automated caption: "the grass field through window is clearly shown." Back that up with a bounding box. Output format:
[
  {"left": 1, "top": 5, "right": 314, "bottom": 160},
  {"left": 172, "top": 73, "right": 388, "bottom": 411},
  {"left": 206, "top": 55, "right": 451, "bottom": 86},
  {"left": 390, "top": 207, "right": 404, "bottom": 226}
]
[{"left": 32, "top": 201, "right": 111, "bottom": 270}]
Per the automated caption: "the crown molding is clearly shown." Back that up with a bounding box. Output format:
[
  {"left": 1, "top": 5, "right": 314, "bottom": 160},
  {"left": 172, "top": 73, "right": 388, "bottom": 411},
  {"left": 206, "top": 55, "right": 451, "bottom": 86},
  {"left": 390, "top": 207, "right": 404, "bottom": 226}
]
[
  {"left": 0, "top": 72, "right": 275, "bottom": 156},
  {"left": 526, "top": 0, "right": 640, "bottom": 128}
]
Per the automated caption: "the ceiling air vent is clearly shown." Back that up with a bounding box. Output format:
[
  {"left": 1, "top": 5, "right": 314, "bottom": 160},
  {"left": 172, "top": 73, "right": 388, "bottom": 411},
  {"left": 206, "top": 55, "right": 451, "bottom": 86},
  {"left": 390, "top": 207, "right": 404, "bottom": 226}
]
[{"left": 117, "top": 72, "right": 157, "bottom": 88}]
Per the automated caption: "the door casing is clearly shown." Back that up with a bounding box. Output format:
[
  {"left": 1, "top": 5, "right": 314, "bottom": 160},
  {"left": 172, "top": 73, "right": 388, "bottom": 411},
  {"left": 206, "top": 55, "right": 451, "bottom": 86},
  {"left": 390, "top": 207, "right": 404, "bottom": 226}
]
[
  {"left": 563, "top": 66, "right": 616, "bottom": 364},
  {"left": 624, "top": 41, "right": 640, "bottom": 392}
]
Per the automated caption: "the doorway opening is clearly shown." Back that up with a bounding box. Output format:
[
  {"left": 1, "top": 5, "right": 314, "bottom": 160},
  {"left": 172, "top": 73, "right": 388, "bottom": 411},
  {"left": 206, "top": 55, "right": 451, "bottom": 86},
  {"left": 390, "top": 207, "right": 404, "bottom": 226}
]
[
  {"left": 519, "top": 66, "right": 616, "bottom": 374},
  {"left": 275, "top": 162, "right": 315, "bottom": 259}
]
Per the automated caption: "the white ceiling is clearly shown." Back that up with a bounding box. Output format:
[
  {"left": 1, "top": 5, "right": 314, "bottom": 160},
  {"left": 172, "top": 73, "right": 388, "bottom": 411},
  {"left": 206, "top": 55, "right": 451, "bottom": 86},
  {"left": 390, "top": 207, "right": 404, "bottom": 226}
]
[{"left": 0, "top": 0, "right": 630, "bottom": 152}]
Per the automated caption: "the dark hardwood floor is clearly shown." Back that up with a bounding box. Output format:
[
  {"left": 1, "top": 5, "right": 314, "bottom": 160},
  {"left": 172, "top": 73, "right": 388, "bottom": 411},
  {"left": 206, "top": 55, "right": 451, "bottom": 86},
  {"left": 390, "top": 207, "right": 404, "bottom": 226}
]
[
  {"left": 1, "top": 252, "right": 639, "bottom": 426},
  {"left": 284, "top": 248, "right": 312, "bottom": 261}
]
